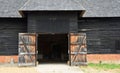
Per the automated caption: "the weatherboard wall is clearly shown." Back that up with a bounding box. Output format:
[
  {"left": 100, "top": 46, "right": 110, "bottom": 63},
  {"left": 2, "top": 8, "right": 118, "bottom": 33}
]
[
  {"left": 27, "top": 12, "right": 78, "bottom": 33},
  {"left": 78, "top": 17, "right": 120, "bottom": 54},
  {"left": 0, "top": 18, "right": 27, "bottom": 55}
]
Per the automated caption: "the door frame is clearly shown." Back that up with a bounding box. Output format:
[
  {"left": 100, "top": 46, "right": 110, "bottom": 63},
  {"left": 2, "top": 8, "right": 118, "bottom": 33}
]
[{"left": 37, "top": 33, "right": 69, "bottom": 63}]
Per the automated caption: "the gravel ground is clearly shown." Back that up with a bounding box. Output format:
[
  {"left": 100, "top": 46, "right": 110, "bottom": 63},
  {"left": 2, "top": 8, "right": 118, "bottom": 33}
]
[
  {"left": 0, "top": 64, "right": 39, "bottom": 73},
  {"left": 36, "top": 63, "right": 84, "bottom": 73},
  {"left": 0, "top": 63, "right": 84, "bottom": 73}
]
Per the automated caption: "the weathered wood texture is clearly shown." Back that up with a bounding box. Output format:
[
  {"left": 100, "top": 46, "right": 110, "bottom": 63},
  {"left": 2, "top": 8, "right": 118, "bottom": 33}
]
[
  {"left": 18, "top": 33, "right": 37, "bottom": 66},
  {"left": 0, "top": 18, "right": 27, "bottom": 55},
  {"left": 27, "top": 12, "right": 78, "bottom": 33},
  {"left": 70, "top": 33, "right": 87, "bottom": 66},
  {"left": 78, "top": 17, "right": 120, "bottom": 54}
]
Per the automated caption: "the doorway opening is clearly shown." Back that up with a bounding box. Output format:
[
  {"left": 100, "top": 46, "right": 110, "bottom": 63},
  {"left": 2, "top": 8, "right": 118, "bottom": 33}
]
[{"left": 37, "top": 34, "right": 68, "bottom": 63}]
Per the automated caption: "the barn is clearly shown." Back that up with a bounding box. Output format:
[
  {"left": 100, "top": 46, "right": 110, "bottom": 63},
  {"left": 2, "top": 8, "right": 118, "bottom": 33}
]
[{"left": 0, "top": 0, "right": 120, "bottom": 66}]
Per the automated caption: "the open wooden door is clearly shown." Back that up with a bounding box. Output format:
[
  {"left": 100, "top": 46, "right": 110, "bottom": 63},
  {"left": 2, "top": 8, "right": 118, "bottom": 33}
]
[
  {"left": 18, "top": 33, "right": 37, "bottom": 66},
  {"left": 69, "top": 33, "right": 87, "bottom": 66}
]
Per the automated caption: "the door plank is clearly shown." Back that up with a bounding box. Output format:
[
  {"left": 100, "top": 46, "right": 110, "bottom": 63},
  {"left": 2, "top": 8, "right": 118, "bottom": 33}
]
[
  {"left": 70, "top": 33, "right": 87, "bottom": 66},
  {"left": 18, "top": 33, "right": 37, "bottom": 66}
]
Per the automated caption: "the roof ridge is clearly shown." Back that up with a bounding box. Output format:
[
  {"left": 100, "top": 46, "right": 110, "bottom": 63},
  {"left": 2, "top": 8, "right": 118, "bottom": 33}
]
[
  {"left": 19, "top": 0, "right": 30, "bottom": 10},
  {"left": 72, "top": 0, "right": 85, "bottom": 10}
]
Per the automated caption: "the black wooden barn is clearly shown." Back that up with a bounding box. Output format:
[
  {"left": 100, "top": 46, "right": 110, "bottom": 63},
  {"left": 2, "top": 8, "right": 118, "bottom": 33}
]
[{"left": 0, "top": 0, "right": 120, "bottom": 66}]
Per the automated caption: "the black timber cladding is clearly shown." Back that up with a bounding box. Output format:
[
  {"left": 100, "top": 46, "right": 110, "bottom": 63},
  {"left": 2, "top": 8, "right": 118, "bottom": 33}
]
[
  {"left": 27, "top": 12, "right": 78, "bottom": 33},
  {"left": 78, "top": 17, "right": 120, "bottom": 54},
  {"left": 0, "top": 18, "right": 27, "bottom": 55}
]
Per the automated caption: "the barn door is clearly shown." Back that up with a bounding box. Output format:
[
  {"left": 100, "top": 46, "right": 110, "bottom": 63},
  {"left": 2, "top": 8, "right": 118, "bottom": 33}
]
[
  {"left": 69, "top": 33, "right": 87, "bottom": 66},
  {"left": 18, "top": 33, "right": 37, "bottom": 66}
]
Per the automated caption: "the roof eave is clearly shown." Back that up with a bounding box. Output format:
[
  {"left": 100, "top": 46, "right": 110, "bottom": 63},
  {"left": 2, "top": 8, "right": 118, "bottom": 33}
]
[
  {"left": 80, "top": 10, "right": 86, "bottom": 17},
  {"left": 19, "top": 10, "right": 86, "bottom": 17},
  {"left": 19, "top": 10, "right": 25, "bottom": 17}
]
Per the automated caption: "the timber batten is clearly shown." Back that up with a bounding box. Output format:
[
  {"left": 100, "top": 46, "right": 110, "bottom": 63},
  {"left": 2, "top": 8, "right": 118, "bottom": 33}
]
[
  {"left": 18, "top": 33, "right": 37, "bottom": 66},
  {"left": 69, "top": 33, "right": 87, "bottom": 66}
]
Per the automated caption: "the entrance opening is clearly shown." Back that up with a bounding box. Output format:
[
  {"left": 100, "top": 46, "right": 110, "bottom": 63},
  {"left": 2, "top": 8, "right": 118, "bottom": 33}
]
[{"left": 37, "top": 34, "right": 68, "bottom": 63}]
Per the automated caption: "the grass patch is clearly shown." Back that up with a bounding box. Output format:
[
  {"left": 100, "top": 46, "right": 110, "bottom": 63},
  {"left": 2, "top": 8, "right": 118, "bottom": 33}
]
[
  {"left": 88, "top": 63, "right": 120, "bottom": 70},
  {"left": 80, "top": 63, "right": 120, "bottom": 73}
]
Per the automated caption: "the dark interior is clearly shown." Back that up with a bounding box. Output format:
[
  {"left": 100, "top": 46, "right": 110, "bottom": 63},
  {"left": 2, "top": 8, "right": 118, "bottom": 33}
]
[{"left": 37, "top": 34, "right": 68, "bottom": 63}]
